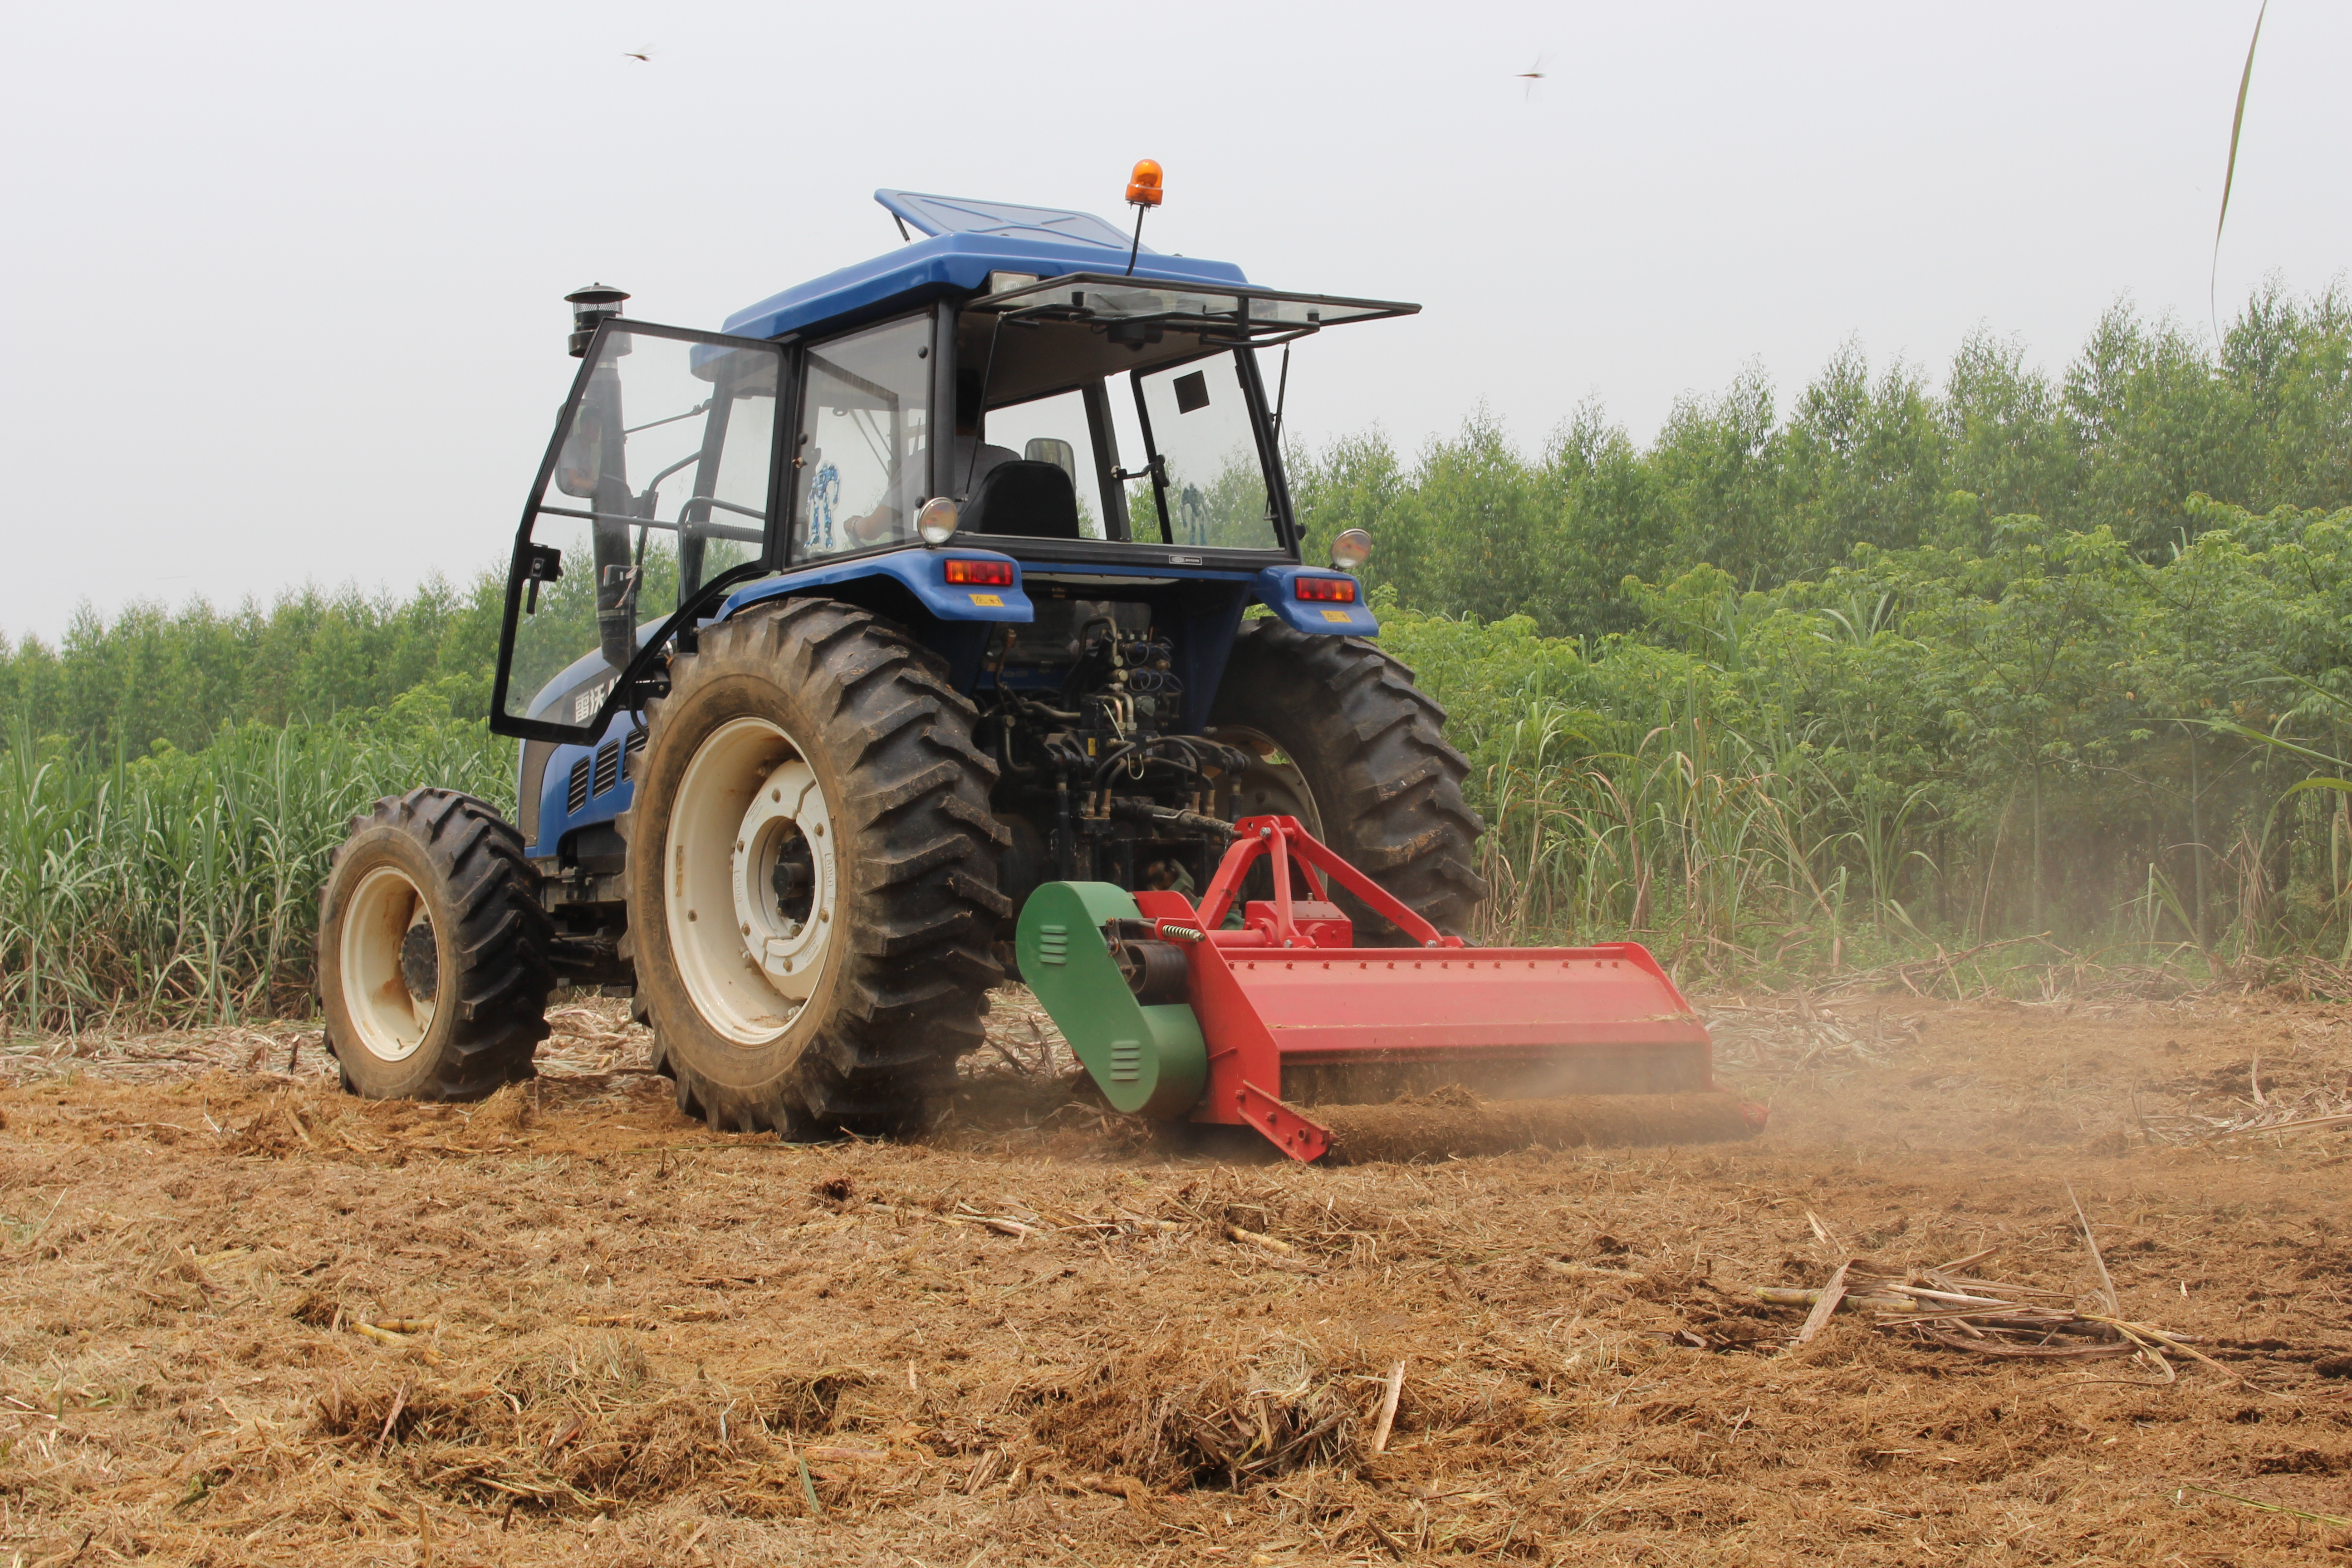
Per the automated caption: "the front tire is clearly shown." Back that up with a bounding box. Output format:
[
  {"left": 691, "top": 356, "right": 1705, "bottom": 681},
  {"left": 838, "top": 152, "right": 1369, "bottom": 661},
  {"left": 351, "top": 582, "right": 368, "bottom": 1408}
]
[
  {"left": 318, "top": 789, "right": 554, "bottom": 1100},
  {"left": 621, "top": 598, "right": 1008, "bottom": 1134},
  {"left": 1208, "top": 618, "right": 1488, "bottom": 941}
]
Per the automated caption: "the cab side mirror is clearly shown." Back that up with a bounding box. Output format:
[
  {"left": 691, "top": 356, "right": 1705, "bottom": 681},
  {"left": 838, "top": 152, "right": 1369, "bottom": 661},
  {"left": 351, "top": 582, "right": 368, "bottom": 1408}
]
[{"left": 554, "top": 425, "right": 600, "bottom": 498}]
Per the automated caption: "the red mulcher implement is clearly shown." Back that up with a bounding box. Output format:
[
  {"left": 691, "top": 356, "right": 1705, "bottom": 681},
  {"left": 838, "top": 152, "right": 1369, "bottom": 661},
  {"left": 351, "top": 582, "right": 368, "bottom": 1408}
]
[{"left": 1018, "top": 815, "right": 1766, "bottom": 1162}]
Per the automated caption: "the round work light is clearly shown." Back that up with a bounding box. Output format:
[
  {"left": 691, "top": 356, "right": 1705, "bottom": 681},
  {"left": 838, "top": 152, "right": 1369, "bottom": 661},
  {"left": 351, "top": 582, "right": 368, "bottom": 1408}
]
[{"left": 917, "top": 497, "right": 961, "bottom": 546}]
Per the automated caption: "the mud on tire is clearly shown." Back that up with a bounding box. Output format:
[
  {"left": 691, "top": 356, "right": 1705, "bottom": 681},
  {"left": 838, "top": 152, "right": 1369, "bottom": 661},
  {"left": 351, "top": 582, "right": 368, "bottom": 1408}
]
[
  {"left": 620, "top": 598, "right": 1008, "bottom": 1135},
  {"left": 1208, "top": 617, "right": 1487, "bottom": 941},
  {"left": 318, "top": 788, "right": 554, "bottom": 1100}
]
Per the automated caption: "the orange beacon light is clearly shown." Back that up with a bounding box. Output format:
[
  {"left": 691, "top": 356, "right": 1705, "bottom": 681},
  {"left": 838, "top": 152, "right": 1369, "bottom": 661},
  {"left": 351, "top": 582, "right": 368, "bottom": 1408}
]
[{"left": 1122, "top": 160, "right": 1162, "bottom": 274}]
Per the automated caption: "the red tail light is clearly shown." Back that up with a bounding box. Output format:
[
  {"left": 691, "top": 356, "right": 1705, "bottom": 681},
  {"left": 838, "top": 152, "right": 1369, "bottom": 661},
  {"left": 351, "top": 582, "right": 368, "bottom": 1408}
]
[
  {"left": 1294, "top": 576, "right": 1357, "bottom": 603},
  {"left": 944, "top": 558, "right": 1015, "bottom": 587}
]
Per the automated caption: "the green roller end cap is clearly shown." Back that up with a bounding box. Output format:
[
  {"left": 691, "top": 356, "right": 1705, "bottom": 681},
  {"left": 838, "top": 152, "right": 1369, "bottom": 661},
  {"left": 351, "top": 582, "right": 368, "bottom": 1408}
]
[{"left": 1015, "top": 882, "right": 1207, "bottom": 1119}]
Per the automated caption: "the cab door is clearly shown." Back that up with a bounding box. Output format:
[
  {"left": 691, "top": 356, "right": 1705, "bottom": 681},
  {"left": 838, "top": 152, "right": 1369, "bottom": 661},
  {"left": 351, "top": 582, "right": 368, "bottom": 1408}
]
[{"left": 490, "top": 319, "right": 789, "bottom": 744}]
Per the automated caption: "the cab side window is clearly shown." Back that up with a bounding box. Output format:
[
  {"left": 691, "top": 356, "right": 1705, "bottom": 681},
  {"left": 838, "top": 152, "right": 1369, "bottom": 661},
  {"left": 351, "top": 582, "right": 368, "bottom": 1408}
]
[{"left": 795, "top": 314, "right": 934, "bottom": 558}]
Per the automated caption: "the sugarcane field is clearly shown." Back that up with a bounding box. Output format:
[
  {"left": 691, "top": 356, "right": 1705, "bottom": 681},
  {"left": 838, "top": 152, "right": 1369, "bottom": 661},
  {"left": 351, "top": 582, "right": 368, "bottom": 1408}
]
[{"left": 5, "top": 981, "right": 2351, "bottom": 1564}]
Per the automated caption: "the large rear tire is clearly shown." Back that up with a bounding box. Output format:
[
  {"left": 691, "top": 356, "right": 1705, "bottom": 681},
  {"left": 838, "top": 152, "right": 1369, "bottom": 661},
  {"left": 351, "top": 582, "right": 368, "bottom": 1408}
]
[
  {"left": 1208, "top": 618, "right": 1488, "bottom": 941},
  {"left": 318, "top": 789, "right": 554, "bottom": 1100},
  {"left": 620, "top": 598, "right": 1008, "bottom": 1134}
]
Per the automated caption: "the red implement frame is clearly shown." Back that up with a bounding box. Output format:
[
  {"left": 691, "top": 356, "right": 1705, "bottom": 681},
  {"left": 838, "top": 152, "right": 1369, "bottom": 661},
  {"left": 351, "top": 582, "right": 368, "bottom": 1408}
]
[{"left": 1131, "top": 815, "right": 1718, "bottom": 1162}]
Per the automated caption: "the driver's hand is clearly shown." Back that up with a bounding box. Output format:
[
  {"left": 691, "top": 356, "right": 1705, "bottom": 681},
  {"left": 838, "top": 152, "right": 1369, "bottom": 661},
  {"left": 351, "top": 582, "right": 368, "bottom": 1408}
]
[{"left": 845, "top": 507, "right": 896, "bottom": 544}]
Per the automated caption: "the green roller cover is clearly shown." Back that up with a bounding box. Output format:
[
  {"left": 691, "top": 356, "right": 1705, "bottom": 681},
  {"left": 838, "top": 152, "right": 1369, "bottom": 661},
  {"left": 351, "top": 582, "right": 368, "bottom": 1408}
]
[{"left": 1016, "top": 882, "right": 1207, "bottom": 1118}]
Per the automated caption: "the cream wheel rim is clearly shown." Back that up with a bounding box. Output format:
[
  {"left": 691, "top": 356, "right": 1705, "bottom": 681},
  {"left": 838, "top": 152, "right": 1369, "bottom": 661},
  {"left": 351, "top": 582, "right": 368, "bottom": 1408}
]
[
  {"left": 666, "top": 715, "right": 838, "bottom": 1047},
  {"left": 339, "top": 864, "right": 437, "bottom": 1063}
]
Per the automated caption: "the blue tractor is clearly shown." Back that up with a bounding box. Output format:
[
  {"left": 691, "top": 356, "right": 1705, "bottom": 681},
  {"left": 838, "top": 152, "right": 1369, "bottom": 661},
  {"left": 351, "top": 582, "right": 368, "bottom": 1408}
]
[{"left": 316, "top": 179, "right": 1488, "bottom": 1135}]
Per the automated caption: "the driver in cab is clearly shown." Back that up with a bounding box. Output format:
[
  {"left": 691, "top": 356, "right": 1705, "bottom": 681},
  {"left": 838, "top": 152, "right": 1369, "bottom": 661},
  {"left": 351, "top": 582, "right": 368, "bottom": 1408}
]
[{"left": 845, "top": 369, "right": 1015, "bottom": 545}]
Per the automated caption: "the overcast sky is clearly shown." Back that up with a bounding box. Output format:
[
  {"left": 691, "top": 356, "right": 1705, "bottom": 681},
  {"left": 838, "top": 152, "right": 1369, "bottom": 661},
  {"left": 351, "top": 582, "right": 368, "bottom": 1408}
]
[{"left": 1, "top": 1, "right": 2343, "bottom": 643}]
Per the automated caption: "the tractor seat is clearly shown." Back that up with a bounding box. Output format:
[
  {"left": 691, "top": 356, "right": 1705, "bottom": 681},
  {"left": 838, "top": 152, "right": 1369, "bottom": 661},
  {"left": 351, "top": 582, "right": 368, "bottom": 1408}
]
[{"left": 961, "top": 460, "right": 1082, "bottom": 540}]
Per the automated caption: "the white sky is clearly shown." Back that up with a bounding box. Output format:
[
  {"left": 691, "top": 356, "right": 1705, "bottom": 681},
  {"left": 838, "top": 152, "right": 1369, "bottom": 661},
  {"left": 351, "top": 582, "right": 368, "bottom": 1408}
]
[{"left": 1, "top": 0, "right": 2344, "bottom": 643}]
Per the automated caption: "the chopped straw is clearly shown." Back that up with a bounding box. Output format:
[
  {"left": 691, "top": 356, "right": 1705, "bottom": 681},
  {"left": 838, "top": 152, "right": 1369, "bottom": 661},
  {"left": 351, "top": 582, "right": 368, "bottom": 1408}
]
[
  {"left": 1745, "top": 1242, "right": 2286, "bottom": 1391},
  {"left": 1790, "top": 1261, "right": 1849, "bottom": 1349},
  {"left": 1368, "top": 1360, "right": 1406, "bottom": 1454},
  {"left": 1224, "top": 1223, "right": 1294, "bottom": 1255},
  {"left": 2178, "top": 1484, "right": 2351, "bottom": 1529},
  {"left": 373, "top": 1379, "right": 409, "bottom": 1457},
  {"left": 2065, "top": 1181, "right": 2118, "bottom": 1317}
]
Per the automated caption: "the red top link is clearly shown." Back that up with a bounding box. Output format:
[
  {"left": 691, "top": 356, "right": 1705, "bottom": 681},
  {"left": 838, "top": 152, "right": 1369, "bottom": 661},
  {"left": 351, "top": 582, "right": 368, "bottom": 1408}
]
[{"left": 1194, "top": 815, "right": 1463, "bottom": 950}]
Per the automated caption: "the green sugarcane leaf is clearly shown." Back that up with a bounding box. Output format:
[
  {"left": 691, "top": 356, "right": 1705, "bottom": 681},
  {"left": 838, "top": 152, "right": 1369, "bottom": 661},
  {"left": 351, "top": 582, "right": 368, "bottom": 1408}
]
[{"left": 2210, "top": 0, "right": 2269, "bottom": 351}]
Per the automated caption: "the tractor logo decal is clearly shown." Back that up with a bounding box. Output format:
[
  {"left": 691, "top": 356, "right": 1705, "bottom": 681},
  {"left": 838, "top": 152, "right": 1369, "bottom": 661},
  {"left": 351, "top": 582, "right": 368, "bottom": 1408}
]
[
  {"left": 573, "top": 676, "right": 618, "bottom": 722},
  {"left": 968, "top": 593, "right": 1004, "bottom": 608}
]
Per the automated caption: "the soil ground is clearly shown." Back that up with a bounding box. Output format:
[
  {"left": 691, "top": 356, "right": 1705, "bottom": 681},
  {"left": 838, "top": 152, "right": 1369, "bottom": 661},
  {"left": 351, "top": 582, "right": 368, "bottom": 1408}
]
[{"left": 4, "top": 985, "right": 2352, "bottom": 1564}]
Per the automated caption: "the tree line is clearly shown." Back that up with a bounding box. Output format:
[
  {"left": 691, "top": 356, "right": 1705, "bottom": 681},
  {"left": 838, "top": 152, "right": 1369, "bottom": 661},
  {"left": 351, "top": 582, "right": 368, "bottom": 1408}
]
[{"left": 1296, "top": 283, "right": 2349, "bottom": 637}]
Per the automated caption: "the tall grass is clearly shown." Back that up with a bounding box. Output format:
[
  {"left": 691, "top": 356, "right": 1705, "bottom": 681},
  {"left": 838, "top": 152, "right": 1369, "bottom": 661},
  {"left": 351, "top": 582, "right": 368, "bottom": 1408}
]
[
  {"left": 1382, "top": 581, "right": 2351, "bottom": 991},
  {"left": 1465, "top": 689, "right": 1863, "bottom": 973},
  {"left": 0, "top": 714, "right": 507, "bottom": 1032}
]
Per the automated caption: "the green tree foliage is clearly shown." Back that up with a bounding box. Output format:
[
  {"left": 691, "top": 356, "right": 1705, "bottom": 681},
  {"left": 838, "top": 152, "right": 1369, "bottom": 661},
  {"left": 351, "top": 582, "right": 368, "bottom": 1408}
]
[
  {"left": 0, "top": 571, "right": 505, "bottom": 754},
  {"left": 1282, "top": 283, "right": 2352, "bottom": 974},
  {"left": 1308, "top": 282, "right": 2352, "bottom": 630}
]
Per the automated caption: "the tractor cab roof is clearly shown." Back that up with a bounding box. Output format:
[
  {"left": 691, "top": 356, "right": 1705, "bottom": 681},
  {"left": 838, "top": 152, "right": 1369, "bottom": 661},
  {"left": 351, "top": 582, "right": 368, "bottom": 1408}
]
[
  {"left": 719, "top": 189, "right": 1418, "bottom": 353},
  {"left": 722, "top": 190, "right": 1252, "bottom": 343}
]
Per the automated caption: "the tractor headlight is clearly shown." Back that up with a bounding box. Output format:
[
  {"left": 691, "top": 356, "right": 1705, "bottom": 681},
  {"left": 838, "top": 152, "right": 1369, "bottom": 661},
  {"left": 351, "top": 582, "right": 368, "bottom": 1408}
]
[
  {"left": 917, "top": 496, "right": 960, "bottom": 546},
  {"left": 1330, "top": 528, "right": 1372, "bottom": 571}
]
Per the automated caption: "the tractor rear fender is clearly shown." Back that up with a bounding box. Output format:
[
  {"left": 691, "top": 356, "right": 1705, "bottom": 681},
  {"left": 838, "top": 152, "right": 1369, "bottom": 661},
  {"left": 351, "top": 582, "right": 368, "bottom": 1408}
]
[
  {"left": 519, "top": 552, "right": 1029, "bottom": 856},
  {"left": 719, "top": 548, "right": 1034, "bottom": 689},
  {"left": 716, "top": 556, "right": 1370, "bottom": 642},
  {"left": 717, "top": 546, "right": 1034, "bottom": 627},
  {"left": 1250, "top": 564, "right": 1380, "bottom": 637},
  {"left": 718, "top": 557, "right": 1371, "bottom": 727}
]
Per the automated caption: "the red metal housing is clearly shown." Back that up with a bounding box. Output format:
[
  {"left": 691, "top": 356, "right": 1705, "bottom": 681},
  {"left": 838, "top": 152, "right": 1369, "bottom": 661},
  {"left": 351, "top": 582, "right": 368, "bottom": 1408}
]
[{"left": 1131, "top": 815, "right": 1719, "bottom": 1161}]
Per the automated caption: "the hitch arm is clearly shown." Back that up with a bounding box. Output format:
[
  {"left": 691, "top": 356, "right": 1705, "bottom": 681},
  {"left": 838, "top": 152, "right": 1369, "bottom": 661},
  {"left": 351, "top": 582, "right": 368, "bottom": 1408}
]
[{"left": 1194, "top": 815, "right": 1457, "bottom": 948}]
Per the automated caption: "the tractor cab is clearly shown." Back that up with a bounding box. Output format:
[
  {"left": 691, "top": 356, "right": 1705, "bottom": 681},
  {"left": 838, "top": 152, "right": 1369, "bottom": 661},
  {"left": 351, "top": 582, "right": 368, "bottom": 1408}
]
[{"left": 488, "top": 186, "right": 1413, "bottom": 749}]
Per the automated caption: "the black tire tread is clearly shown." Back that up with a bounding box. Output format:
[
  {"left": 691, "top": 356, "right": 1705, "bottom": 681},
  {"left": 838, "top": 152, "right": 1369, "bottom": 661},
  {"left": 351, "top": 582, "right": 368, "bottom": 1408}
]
[{"left": 320, "top": 787, "right": 554, "bottom": 1099}]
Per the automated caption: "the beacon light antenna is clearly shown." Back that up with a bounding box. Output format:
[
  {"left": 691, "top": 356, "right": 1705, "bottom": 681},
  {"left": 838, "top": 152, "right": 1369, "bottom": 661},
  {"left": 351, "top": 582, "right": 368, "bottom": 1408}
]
[{"left": 1123, "top": 159, "right": 1163, "bottom": 276}]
